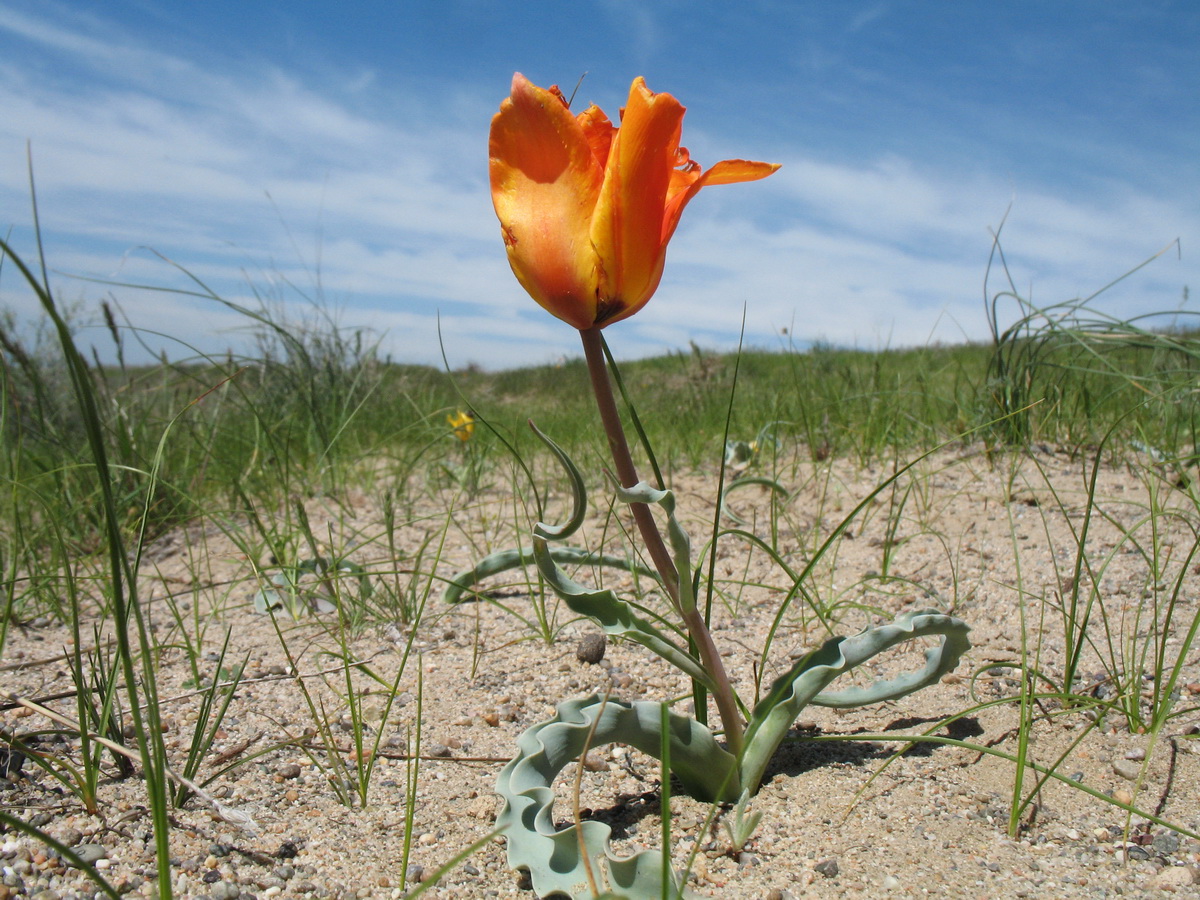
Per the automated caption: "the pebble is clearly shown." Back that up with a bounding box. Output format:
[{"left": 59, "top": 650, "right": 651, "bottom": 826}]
[
  {"left": 814, "top": 858, "right": 839, "bottom": 878},
  {"left": 582, "top": 750, "right": 608, "bottom": 772},
  {"left": 1152, "top": 865, "right": 1196, "bottom": 889},
  {"left": 276, "top": 762, "right": 302, "bottom": 779},
  {"left": 882, "top": 874, "right": 901, "bottom": 890},
  {"left": 67, "top": 844, "right": 108, "bottom": 866},
  {"left": 1112, "top": 759, "right": 1141, "bottom": 780},
  {"left": 1153, "top": 832, "right": 1182, "bottom": 854},
  {"left": 208, "top": 881, "right": 241, "bottom": 900},
  {"left": 576, "top": 632, "right": 606, "bottom": 664}
]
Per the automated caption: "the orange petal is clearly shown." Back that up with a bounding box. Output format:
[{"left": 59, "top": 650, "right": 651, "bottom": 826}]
[
  {"left": 589, "top": 77, "right": 685, "bottom": 326},
  {"left": 692, "top": 158, "right": 781, "bottom": 186},
  {"left": 489, "top": 73, "right": 604, "bottom": 329},
  {"left": 662, "top": 158, "right": 781, "bottom": 245},
  {"left": 577, "top": 104, "right": 616, "bottom": 169}
]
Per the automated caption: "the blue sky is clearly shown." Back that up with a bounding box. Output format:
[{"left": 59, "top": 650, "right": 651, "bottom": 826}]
[{"left": 1, "top": 1, "right": 1196, "bottom": 369}]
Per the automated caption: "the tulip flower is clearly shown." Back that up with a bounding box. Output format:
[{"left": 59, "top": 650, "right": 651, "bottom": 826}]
[
  {"left": 489, "top": 73, "right": 779, "bottom": 330},
  {"left": 489, "top": 73, "right": 779, "bottom": 760}
]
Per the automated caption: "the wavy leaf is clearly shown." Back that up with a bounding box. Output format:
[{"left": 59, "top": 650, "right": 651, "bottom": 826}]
[
  {"left": 442, "top": 545, "right": 655, "bottom": 605},
  {"left": 739, "top": 609, "right": 971, "bottom": 792},
  {"left": 496, "top": 695, "right": 738, "bottom": 900}
]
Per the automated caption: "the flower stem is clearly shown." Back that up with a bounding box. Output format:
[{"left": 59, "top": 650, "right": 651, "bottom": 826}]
[{"left": 578, "top": 327, "right": 744, "bottom": 756}]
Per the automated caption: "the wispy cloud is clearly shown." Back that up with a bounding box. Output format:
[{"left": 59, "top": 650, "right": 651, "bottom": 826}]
[{"left": 1, "top": 2, "right": 1194, "bottom": 371}]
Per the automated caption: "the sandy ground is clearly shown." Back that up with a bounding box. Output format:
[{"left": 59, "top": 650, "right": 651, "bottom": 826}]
[{"left": 3, "top": 444, "right": 1200, "bottom": 899}]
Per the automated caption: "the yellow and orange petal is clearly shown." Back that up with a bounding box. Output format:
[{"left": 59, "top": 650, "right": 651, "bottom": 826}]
[
  {"left": 489, "top": 74, "right": 605, "bottom": 328},
  {"left": 447, "top": 410, "right": 475, "bottom": 442},
  {"left": 489, "top": 73, "right": 780, "bottom": 331}
]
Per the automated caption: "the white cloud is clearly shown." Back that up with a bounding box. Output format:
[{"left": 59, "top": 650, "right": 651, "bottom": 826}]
[{"left": 1, "top": 3, "right": 1195, "bottom": 372}]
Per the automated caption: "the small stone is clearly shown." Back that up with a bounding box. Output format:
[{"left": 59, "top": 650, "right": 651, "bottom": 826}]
[
  {"left": 275, "top": 841, "right": 299, "bottom": 859},
  {"left": 276, "top": 762, "right": 302, "bottom": 779},
  {"left": 576, "top": 632, "right": 606, "bottom": 664},
  {"left": 1153, "top": 832, "right": 1182, "bottom": 855},
  {"left": 69, "top": 844, "right": 108, "bottom": 866},
  {"left": 882, "top": 874, "right": 901, "bottom": 890},
  {"left": 481, "top": 712, "right": 500, "bottom": 727},
  {"left": 1112, "top": 759, "right": 1141, "bottom": 780},
  {"left": 1152, "top": 865, "right": 1196, "bottom": 889},
  {"left": 1123, "top": 747, "right": 1146, "bottom": 761},
  {"left": 55, "top": 828, "right": 83, "bottom": 848},
  {"left": 406, "top": 864, "right": 425, "bottom": 884},
  {"left": 1113, "top": 788, "right": 1134, "bottom": 805},
  {"left": 582, "top": 750, "right": 608, "bottom": 772},
  {"left": 814, "top": 858, "right": 838, "bottom": 878},
  {"left": 208, "top": 882, "right": 240, "bottom": 900},
  {"left": 426, "top": 743, "right": 451, "bottom": 758}
]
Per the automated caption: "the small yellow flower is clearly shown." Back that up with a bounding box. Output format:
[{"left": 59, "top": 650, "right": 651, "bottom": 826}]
[{"left": 448, "top": 409, "right": 475, "bottom": 442}]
